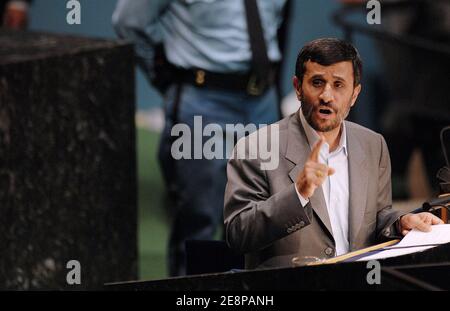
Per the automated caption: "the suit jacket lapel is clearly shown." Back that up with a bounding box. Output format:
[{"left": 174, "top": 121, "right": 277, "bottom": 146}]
[
  {"left": 347, "top": 125, "right": 369, "bottom": 250},
  {"left": 286, "top": 113, "right": 333, "bottom": 237}
]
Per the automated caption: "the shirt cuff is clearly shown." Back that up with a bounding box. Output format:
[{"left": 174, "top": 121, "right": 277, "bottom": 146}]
[{"left": 294, "top": 184, "right": 310, "bottom": 207}]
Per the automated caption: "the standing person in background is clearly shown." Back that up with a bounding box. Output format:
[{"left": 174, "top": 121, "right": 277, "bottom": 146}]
[
  {"left": 1, "top": 0, "right": 32, "bottom": 30},
  {"left": 112, "top": 0, "right": 290, "bottom": 276}
]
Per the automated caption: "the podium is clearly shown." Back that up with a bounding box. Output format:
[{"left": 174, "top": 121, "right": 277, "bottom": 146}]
[
  {"left": 0, "top": 30, "right": 137, "bottom": 289},
  {"left": 105, "top": 242, "right": 450, "bottom": 290}
]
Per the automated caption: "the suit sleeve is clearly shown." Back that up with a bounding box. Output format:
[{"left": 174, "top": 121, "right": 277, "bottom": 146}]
[
  {"left": 224, "top": 138, "right": 312, "bottom": 254},
  {"left": 376, "top": 134, "right": 408, "bottom": 240}
]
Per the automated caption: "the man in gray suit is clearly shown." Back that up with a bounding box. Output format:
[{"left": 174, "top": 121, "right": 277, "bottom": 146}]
[{"left": 224, "top": 38, "right": 443, "bottom": 270}]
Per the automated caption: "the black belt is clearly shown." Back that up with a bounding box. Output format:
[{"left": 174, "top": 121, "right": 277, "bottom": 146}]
[{"left": 170, "top": 65, "right": 277, "bottom": 96}]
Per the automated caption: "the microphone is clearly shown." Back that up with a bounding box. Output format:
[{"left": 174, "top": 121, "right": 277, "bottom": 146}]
[
  {"left": 437, "top": 166, "right": 450, "bottom": 194},
  {"left": 412, "top": 126, "right": 450, "bottom": 214},
  {"left": 438, "top": 126, "right": 450, "bottom": 194},
  {"left": 422, "top": 194, "right": 450, "bottom": 212},
  {"left": 440, "top": 125, "right": 450, "bottom": 169}
]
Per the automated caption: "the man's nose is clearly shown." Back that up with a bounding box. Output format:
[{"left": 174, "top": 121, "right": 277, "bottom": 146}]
[{"left": 319, "top": 84, "right": 334, "bottom": 103}]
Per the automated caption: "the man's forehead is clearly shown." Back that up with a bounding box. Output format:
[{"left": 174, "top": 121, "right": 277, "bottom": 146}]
[{"left": 304, "top": 60, "right": 354, "bottom": 80}]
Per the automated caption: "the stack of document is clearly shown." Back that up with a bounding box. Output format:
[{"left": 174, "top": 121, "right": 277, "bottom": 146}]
[{"left": 357, "top": 224, "right": 450, "bottom": 261}]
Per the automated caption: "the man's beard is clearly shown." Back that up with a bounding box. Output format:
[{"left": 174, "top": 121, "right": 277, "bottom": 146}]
[{"left": 300, "top": 94, "right": 351, "bottom": 132}]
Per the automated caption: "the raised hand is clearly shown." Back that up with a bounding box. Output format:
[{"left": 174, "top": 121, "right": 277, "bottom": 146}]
[{"left": 296, "top": 136, "right": 335, "bottom": 199}]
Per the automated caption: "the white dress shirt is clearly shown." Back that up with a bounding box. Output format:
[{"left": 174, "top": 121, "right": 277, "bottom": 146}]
[{"left": 295, "top": 110, "right": 350, "bottom": 256}]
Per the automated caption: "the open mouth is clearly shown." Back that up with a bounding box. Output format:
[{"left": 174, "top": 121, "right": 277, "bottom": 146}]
[{"left": 318, "top": 107, "right": 333, "bottom": 115}]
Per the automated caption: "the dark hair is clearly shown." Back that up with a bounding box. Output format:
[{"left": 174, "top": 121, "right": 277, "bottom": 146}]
[{"left": 295, "top": 38, "right": 362, "bottom": 86}]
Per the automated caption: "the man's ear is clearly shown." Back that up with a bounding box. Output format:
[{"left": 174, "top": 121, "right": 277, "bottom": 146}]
[
  {"left": 293, "top": 76, "right": 302, "bottom": 100},
  {"left": 350, "top": 84, "right": 362, "bottom": 107}
]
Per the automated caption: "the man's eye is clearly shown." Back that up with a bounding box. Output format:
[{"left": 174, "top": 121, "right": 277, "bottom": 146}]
[
  {"left": 335, "top": 82, "right": 344, "bottom": 88},
  {"left": 312, "top": 80, "right": 323, "bottom": 87}
]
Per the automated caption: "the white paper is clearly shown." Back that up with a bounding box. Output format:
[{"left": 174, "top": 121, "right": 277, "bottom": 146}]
[{"left": 357, "top": 224, "right": 450, "bottom": 261}]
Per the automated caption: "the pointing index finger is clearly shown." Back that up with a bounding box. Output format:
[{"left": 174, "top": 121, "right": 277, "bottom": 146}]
[{"left": 309, "top": 136, "right": 325, "bottom": 162}]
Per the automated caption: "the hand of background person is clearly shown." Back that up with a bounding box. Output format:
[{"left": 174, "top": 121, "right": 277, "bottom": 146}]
[{"left": 3, "top": 0, "right": 29, "bottom": 30}]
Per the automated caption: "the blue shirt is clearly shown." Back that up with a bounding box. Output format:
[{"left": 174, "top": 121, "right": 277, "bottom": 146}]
[{"left": 112, "top": 0, "right": 286, "bottom": 74}]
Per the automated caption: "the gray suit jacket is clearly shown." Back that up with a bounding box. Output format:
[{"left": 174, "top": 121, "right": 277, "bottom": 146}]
[{"left": 224, "top": 112, "right": 406, "bottom": 270}]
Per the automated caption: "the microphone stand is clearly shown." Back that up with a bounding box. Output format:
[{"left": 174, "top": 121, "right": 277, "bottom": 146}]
[
  {"left": 413, "top": 193, "right": 450, "bottom": 223},
  {"left": 409, "top": 126, "right": 450, "bottom": 223}
]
